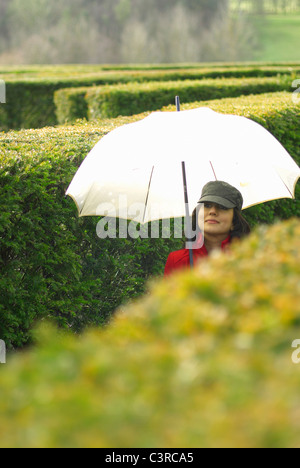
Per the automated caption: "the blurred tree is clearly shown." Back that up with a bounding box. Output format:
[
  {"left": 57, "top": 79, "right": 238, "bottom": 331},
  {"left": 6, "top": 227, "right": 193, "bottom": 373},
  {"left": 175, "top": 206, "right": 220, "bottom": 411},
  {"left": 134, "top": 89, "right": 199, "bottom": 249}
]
[
  {"left": 0, "top": 0, "right": 255, "bottom": 64},
  {"left": 183, "top": 0, "right": 229, "bottom": 21},
  {"left": 250, "top": 0, "right": 266, "bottom": 14},
  {"left": 0, "top": 0, "right": 10, "bottom": 40}
]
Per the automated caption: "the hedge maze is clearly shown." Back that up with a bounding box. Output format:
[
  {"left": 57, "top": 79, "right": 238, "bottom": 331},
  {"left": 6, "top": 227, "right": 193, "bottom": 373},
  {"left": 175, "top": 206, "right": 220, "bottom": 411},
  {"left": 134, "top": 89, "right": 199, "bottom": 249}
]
[
  {"left": 0, "top": 63, "right": 300, "bottom": 129},
  {"left": 0, "top": 63, "right": 300, "bottom": 448},
  {"left": 0, "top": 63, "right": 299, "bottom": 345}
]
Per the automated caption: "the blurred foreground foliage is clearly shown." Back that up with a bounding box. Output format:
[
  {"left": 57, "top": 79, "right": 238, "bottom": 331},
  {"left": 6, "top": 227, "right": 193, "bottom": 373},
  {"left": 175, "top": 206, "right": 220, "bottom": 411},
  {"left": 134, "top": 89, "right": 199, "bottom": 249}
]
[{"left": 1, "top": 218, "right": 300, "bottom": 448}]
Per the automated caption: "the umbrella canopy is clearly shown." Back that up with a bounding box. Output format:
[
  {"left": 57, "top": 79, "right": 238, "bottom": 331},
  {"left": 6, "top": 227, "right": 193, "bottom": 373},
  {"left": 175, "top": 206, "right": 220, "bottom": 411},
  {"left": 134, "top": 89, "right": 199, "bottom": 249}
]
[{"left": 67, "top": 107, "right": 300, "bottom": 224}]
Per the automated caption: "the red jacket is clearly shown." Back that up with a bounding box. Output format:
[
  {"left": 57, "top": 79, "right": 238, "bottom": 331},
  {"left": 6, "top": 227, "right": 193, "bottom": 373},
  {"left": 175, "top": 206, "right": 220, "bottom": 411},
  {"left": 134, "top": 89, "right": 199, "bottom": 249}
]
[{"left": 164, "top": 235, "right": 231, "bottom": 277}]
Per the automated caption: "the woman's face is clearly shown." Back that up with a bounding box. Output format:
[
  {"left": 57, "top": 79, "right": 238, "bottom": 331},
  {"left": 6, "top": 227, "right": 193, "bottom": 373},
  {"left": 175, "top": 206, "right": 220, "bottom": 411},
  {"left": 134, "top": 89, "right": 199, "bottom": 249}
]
[{"left": 198, "top": 202, "right": 234, "bottom": 238}]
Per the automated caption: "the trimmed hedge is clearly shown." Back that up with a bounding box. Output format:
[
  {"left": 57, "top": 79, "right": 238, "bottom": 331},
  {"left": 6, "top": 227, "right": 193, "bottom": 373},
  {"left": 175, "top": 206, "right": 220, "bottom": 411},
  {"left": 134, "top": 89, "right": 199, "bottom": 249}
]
[
  {"left": 1, "top": 64, "right": 300, "bottom": 129},
  {"left": 1, "top": 63, "right": 300, "bottom": 80},
  {"left": 0, "top": 218, "right": 300, "bottom": 448},
  {"left": 0, "top": 91, "right": 299, "bottom": 349},
  {"left": 55, "top": 75, "right": 293, "bottom": 123},
  {"left": 0, "top": 104, "right": 8, "bottom": 131},
  {"left": 53, "top": 87, "right": 90, "bottom": 125},
  {"left": 0, "top": 121, "right": 182, "bottom": 349}
]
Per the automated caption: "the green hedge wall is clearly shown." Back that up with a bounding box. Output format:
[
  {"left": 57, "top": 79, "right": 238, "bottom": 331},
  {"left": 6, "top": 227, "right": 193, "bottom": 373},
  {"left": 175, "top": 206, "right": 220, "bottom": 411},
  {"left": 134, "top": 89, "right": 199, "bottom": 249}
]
[
  {"left": 2, "top": 63, "right": 299, "bottom": 81},
  {"left": 0, "top": 121, "right": 182, "bottom": 349},
  {"left": 0, "top": 91, "right": 299, "bottom": 349},
  {"left": 53, "top": 87, "right": 90, "bottom": 125},
  {"left": 1, "top": 64, "right": 300, "bottom": 129},
  {"left": 55, "top": 75, "right": 293, "bottom": 123},
  {"left": 0, "top": 104, "right": 8, "bottom": 131},
  {"left": 0, "top": 218, "right": 300, "bottom": 448}
]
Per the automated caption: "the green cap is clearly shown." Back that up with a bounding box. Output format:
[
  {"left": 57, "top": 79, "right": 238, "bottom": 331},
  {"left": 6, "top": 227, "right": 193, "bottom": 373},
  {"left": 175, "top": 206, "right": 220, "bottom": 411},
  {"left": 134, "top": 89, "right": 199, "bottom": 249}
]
[{"left": 198, "top": 181, "right": 243, "bottom": 211}]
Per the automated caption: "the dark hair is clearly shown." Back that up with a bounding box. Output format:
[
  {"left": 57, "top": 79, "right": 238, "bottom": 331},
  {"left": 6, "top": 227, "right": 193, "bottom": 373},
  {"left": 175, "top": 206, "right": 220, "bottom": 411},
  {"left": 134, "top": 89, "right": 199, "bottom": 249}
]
[
  {"left": 231, "top": 208, "right": 251, "bottom": 239},
  {"left": 184, "top": 205, "right": 251, "bottom": 246}
]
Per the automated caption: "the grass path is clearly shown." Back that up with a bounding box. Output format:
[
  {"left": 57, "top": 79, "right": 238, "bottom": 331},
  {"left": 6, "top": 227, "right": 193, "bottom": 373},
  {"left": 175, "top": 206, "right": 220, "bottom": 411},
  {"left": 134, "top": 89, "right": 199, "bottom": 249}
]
[{"left": 251, "top": 14, "right": 300, "bottom": 62}]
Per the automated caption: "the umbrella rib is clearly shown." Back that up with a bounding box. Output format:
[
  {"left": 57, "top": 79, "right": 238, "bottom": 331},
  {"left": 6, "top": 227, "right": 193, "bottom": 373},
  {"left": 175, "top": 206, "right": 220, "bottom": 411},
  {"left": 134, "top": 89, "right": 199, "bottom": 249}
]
[
  {"left": 142, "top": 166, "right": 154, "bottom": 224},
  {"left": 210, "top": 161, "right": 218, "bottom": 181},
  {"left": 274, "top": 166, "right": 297, "bottom": 198},
  {"left": 278, "top": 176, "right": 294, "bottom": 198}
]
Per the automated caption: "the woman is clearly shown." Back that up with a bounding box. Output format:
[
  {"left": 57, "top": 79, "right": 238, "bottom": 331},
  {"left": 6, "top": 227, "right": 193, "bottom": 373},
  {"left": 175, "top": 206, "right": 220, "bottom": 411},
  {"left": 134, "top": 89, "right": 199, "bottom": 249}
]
[{"left": 164, "top": 181, "right": 251, "bottom": 276}]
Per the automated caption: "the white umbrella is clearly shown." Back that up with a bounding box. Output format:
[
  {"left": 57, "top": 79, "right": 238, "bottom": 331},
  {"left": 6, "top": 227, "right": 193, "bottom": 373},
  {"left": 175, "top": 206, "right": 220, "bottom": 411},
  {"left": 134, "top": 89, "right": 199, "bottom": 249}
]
[{"left": 67, "top": 107, "right": 300, "bottom": 225}]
